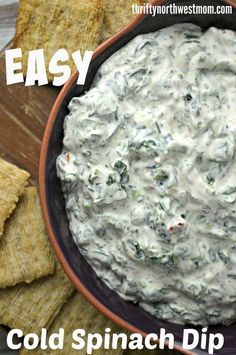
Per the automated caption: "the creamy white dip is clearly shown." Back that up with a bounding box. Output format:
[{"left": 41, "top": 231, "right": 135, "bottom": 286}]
[{"left": 57, "top": 23, "right": 236, "bottom": 325}]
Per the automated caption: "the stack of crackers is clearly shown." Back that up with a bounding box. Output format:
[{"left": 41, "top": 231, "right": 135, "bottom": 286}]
[
  {"left": 14, "top": 0, "right": 144, "bottom": 81},
  {"left": 0, "top": 158, "right": 121, "bottom": 354}
]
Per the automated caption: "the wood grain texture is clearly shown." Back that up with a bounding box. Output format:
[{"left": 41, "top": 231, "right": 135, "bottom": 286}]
[
  {"left": 0, "top": 0, "right": 19, "bottom": 50},
  {"left": 0, "top": 55, "right": 59, "bottom": 184}
]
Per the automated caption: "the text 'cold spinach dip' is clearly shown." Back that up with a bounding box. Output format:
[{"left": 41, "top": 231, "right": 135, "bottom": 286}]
[{"left": 57, "top": 23, "right": 236, "bottom": 326}]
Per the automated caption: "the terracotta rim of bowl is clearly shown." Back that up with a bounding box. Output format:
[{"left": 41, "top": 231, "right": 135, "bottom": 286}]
[{"left": 39, "top": 1, "right": 235, "bottom": 354}]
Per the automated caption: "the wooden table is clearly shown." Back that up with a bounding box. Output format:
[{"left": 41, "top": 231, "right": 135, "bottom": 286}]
[
  {"left": 0, "top": 0, "right": 19, "bottom": 51},
  {"left": 0, "top": 55, "right": 59, "bottom": 184}
]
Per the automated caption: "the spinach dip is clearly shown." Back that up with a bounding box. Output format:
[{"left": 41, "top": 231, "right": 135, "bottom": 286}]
[{"left": 57, "top": 23, "right": 236, "bottom": 325}]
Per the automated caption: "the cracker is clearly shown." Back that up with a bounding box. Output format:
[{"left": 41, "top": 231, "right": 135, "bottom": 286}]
[
  {"left": 0, "top": 158, "right": 29, "bottom": 236},
  {"left": 14, "top": 0, "right": 105, "bottom": 82},
  {"left": 0, "top": 186, "right": 55, "bottom": 288},
  {"left": 21, "top": 291, "right": 123, "bottom": 355},
  {"left": 0, "top": 262, "right": 74, "bottom": 334},
  {"left": 100, "top": 0, "right": 144, "bottom": 42}
]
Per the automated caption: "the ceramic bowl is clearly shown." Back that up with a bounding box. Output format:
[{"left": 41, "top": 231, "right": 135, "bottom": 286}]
[{"left": 39, "top": 1, "right": 236, "bottom": 353}]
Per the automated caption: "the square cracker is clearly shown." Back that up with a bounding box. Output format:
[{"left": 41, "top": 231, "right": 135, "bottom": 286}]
[
  {"left": 0, "top": 158, "right": 29, "bottom": 236},
  {"left": 14, "top": 0, "right": 105, "bottom": 82},
  {"left": 100, "top": 0, "right": 144, "bottom": 42},
  {"left": 0, "top": 262, "right": 74, "bottom": 334},
  {"left": 0, "top": 186, "right": 55, "bottom": 288},
  {"left": 20, "top": 291, "right": 123, "bottom": 355}
]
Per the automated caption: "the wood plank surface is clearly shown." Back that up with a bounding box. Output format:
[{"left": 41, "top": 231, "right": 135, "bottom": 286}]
[
  {"left": 0, "top": 55, "right": 59, "bottom": 184},
  {"left": 0, "top": 0, "right": 19, "bottom": 51}
]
